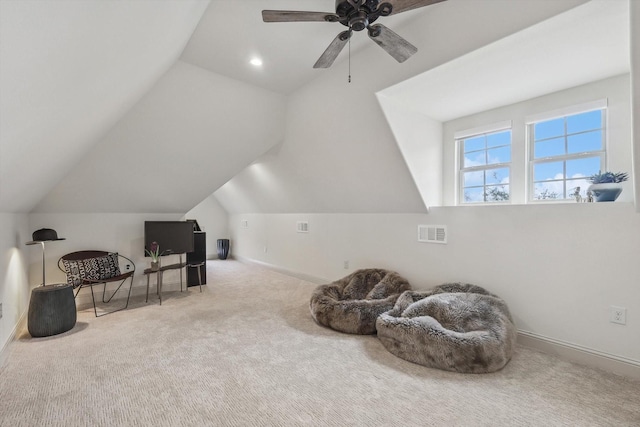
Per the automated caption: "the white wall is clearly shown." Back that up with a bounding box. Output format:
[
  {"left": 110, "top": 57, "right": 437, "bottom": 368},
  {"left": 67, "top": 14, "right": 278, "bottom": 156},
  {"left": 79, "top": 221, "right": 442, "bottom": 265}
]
[
  {"left": 229, "top": 203, "right": 640, "bottom": 366},
  {"left": 27, "top": 213, "right": 190, "bottom": 305},
  {"left": 184, "top": 194, "right": 229, "bottom": 259},
  {"left": 443, "top": 74, "right": 633, "bottom": 205},
  {"left": 0, "top": 214, "right": 30, "bottom": 358},
  {"left": 632, "top": 0, "right": 640, "bottom": 210},
  {"left": 377, "top": 94, "right": 443, "bottom": 209}
]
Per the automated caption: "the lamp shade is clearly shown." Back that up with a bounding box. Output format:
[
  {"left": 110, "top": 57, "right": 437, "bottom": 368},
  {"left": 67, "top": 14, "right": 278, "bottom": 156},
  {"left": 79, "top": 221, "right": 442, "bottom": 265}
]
[{"left": 26, "top": 228, "right": 66, "bottom": 244}]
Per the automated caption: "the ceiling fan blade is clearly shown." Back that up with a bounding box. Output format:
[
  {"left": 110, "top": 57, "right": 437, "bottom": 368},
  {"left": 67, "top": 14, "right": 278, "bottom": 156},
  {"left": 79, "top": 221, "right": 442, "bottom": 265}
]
[
  {"left": 367, "top": 24, "right": 417, "bottom": 63},
  {"left": 385, "top": 0, "right": 447, "bottom": 15},
  {"left": 313, "top": 31, "right": 352, "bottom": 68},
  {"left": 262, "top": 10, "right": 339, "bottom": 23}
]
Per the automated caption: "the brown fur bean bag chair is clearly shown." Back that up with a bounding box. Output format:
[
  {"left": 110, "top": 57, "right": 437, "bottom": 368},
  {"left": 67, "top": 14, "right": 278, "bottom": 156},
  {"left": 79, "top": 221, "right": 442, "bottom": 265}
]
[
  {"left": 376, "top": 283, "right": 517, "bottom": 373},
  {"left": 310, "top": 269, "right": 411, "bottom": 334}
]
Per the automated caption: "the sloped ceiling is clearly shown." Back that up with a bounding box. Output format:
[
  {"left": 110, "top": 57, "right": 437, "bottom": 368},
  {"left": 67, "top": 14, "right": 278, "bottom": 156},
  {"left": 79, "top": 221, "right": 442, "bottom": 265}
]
[
  {"left": 0, "top": 0, "right": 210, "bottom": 212},
  {"left": 380, "top": 0, "right": 629, "bottom": 122},
  {"left": 2, "top": 0, "right": 593, "bottom": 215},
  {"left": 34, "top": 60, "right": 286, "bottom": 213},
  {"left": 181, "top": 0, "right": 433, "bottom": 94},
  {"left": 214, "top": 0, "right": 591, "bottom": 214}
]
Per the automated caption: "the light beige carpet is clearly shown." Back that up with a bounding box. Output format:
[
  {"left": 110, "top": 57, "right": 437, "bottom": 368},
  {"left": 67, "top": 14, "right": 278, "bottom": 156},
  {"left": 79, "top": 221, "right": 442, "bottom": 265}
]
[{"left": 1, "top": 260, "right": 638, "bottom": 426}]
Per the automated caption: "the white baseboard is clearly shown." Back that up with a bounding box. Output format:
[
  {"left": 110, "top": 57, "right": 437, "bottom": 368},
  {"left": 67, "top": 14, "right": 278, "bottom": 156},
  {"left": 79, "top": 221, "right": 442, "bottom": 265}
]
[
  {"left": 518, "top": 330, "right": 640, "bottom": 380},
  {"left": 236, "top": 256, "right": 640, "bottom": 381},
  {"left": 233, "top": 255, "right": 330, "bottom": 285},
  {"left": 0, "top": 308, "right": 27, "bottom": 368}
]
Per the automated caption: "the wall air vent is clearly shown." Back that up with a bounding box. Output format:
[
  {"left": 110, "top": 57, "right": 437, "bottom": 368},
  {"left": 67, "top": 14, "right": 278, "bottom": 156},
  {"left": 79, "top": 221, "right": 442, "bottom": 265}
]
[
  {"left": 418, "top": 225, "right": 447, "bottom": 244},
  {"left": 296, "top": 221, "right": 309, "bottom": 233}
]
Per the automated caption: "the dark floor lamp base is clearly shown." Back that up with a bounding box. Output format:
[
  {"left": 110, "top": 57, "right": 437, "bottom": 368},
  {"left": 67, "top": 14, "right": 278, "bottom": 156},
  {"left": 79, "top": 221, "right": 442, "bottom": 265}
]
[{"left": 28, "top": 284, "right": 77, "bottom": 337}]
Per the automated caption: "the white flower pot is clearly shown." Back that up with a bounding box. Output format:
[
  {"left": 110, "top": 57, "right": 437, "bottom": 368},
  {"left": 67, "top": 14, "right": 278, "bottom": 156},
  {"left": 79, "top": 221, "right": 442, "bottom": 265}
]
[{"left": 587, "top": 183, "right": 623, "bottom": 202}]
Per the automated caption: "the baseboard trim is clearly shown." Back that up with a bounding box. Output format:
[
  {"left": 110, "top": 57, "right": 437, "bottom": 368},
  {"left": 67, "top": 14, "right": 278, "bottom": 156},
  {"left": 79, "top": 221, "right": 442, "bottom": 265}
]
[
  {"left": 235, "top": 256, "right": 640, "bottom": 381},
  {"left": 233, "top": 256, "right": 330, "bottom": 285},
  {"left": 518, "top": 330, "right": 640, "bottom": 380},
  {"left": 0, "top": 308, "right": 27, "bottom": 368}
]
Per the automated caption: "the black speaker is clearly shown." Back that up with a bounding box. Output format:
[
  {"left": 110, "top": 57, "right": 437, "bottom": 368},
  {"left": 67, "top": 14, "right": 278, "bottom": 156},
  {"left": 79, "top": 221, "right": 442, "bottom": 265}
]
[{"left": 187, "top": 232, "right": 206, "bottom": 286}]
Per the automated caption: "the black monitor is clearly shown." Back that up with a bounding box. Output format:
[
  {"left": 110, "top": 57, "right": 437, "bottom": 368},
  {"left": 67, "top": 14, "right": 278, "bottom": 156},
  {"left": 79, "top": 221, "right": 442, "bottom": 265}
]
[{"left": 144, "top": 221, "right": 194, "bottom": 256}]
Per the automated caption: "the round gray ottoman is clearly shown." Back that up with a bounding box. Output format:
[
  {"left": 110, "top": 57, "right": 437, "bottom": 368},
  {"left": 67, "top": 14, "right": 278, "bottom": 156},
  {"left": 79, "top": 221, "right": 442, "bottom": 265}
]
[{"left": 28, "top": 284, "right": 77, "bottom": 337}]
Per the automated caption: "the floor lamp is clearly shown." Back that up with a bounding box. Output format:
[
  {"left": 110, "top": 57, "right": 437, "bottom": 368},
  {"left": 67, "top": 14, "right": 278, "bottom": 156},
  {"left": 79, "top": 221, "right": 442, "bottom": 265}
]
[
  {"left": 25, "top": 228, "right": 75, "bottom": 337},
  {"left": 25, "top": 228, "right": 66, "bottom": 286}
]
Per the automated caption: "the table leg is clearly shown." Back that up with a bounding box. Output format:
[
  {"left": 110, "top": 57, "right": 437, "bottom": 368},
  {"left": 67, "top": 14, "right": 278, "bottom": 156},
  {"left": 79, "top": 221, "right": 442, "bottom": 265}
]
[{"left": 146, "top": 274, "right": 150, "bottom": 303}]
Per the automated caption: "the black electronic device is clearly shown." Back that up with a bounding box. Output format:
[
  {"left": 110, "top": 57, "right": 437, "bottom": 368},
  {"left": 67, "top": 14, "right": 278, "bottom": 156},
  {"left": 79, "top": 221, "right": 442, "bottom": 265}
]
[
  {"left": 144, "top": 221, "right": 195, "bottom": 256},
  {"left": 186, "top": 219, "right": 201, "bottom": 232},
  {"left": 187, "top": 231, "right": 207, "bottom": 287}
]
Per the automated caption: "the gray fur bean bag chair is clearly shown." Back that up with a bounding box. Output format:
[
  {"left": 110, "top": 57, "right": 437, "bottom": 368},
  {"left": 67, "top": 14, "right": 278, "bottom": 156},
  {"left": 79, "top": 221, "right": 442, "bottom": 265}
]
[
  {"left": 376, "top": 283, "right": 517, "bottom": 373},
  {"left": 310, "top": 268, "right": 411, "bottom": 334}
]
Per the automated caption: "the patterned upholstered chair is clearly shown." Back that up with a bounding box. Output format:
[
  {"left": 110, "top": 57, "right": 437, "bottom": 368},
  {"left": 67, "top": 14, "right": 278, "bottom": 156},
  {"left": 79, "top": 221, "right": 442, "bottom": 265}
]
[{"left": 58, "top": 251, "right": 135, "bottom": 317}]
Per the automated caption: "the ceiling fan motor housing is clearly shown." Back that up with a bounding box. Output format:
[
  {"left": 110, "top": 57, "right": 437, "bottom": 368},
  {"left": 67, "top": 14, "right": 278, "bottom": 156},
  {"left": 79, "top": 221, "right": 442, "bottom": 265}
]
[{"left": 335, "top": 0, "right": 390, "bottom": 30}]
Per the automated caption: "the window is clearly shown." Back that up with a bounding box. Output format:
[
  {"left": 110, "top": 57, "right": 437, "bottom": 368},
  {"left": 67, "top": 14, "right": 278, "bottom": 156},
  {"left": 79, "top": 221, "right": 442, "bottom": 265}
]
[
  {"left": 528, "top": 104, "right": 606, "bottom": 201},
  {"left": 457, "top": 123, "right": 512, "bottom": 204}
]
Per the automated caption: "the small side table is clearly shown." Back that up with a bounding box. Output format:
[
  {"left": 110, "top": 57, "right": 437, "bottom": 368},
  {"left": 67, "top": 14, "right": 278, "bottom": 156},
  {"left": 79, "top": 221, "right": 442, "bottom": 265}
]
[
  {"left": 28, "top": 284, "right": 77, "bottom": 337},
  {"left": 144, "top": 262, "right": 187, "bottom": 305}
]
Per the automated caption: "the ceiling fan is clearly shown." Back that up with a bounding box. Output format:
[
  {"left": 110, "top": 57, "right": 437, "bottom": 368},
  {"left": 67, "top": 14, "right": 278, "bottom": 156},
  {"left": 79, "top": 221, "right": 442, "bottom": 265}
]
[{"left": 262, "top": 0, "right": 447, "bottom": 68}]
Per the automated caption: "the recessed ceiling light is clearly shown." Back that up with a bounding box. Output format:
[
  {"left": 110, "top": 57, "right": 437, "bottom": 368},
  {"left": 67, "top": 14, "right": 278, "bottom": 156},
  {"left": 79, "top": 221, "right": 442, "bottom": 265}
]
[{"left": 250, "top": 58, "right": 263, "bottom": 67}]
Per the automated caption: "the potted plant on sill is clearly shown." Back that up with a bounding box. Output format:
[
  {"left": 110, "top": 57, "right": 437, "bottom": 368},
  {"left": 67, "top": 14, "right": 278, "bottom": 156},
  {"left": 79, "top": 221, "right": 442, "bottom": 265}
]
[{"left": 587, "top": 171, "right": 628, "bottom": 202}]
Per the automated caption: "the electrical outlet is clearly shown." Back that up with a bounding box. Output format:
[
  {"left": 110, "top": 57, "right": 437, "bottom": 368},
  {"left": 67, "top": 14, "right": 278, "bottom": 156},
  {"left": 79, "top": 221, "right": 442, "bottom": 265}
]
[
  {"left": 610, "top": 306, "right": 626, "bottom": 325},
  {"left": 343, "top": 261, "right": 349, "bottom": 269}
]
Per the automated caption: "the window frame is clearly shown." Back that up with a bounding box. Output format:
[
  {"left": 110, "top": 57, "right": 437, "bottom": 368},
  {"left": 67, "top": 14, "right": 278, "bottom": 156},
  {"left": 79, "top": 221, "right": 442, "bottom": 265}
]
[
  {"left": 455, "top": 121, "right": 513, "bottom": 205},
  {"left": 526, "top": 100, "right": 607, "bottom": 203}
]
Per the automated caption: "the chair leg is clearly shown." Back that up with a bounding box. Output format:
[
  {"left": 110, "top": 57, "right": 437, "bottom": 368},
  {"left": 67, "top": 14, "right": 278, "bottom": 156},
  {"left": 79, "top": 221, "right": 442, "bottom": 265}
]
[
  {"left": 89, "top": 275, "right": 135, "bottom": 317},
  {"left": 123, "top": 275, "right": 133, "bottom": 310},
  {"left": 102, "top": 279, "right": 128, "bottom": 303},
  {"left": 197, "top": 265, "right": 202, "bottom": 293},
  {"left": 89, "top": 285, "right": 98, "bottom": 317},
  {"left": 158, "top": 272, "right": 163, "bottom": 306}
]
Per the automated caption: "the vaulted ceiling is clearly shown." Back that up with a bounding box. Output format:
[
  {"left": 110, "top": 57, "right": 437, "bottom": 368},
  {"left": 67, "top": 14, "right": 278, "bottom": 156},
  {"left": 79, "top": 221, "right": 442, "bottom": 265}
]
[
  {"left": 0, "top": 0, "right": 451, "bottom": 213},
  {"left": 3, "top": 0, "right": 613, "bottom": 215},
  {"left": 0, "top": 0, "right": 210, "bottom": 212}
]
